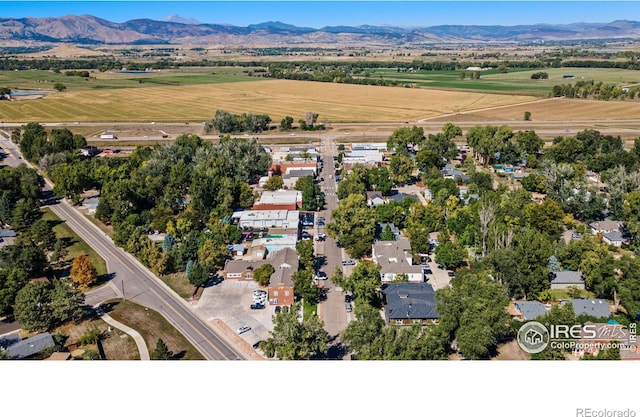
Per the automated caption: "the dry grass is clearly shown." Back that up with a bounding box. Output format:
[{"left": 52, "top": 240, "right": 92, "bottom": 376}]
[
  {"left": 470, "top": 97, "right": 640, "bottom": 121},
  {"left": 59, "top": 316, "right": 140, "bottom": 360},
  {"left": 0, "top": 79, "right": 538, "bottom": 123}
]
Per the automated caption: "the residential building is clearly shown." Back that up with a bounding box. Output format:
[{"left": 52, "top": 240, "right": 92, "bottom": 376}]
[
  {"left": 221, "top": 259, "right": 268, "bottom": 280},
  {"left": 589, "top": 220, "right": 621, "bottom": 234},
  {"left": 376, "top": 223, "right": 400, "bottom": 241},
  {"left": 282, "top": 169, "right": 315, "bottom": 188},
  {"left": 267, "top": 247, "right": 298, "bottom": 307},
  {"left": 367, "top": 192, "right": 385, "bottom": 207},
  {"left": 372, "top": 238, "right": 423, "bottom": 283},
  {"left": 381, "top": 282, "right": 439, "bottom": 325},
  {"left": 253, "top": 190, "right": 302, "bottom": 210},
  {"left": 514, "top": 301, "right": 548, "bottom": 321},
  {"left": 549, "top": 271, "right": 585, "bottom": 290},
  {"left": 386, "top": 191, "right": 418, "bottom": 204},
  {"left": 563, "top": 299, "right": 611, "bottom": 319},
  {"left": 0, "top": 332, "right": 55, "bottom": 359},
  {"left": 603, "top": 231, "right": 626, "bottom": 247},
  {"left": 251, "top": 235, "right": 298, "bottom": 254}
]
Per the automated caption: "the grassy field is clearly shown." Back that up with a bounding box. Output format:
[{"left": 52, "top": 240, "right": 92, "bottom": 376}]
[
  {"left": 59, "top": 315, "right": 140, "bottom": 360},
  {"left": 367, "top": 67, "right": 640, "bottom": 94},
  {"left": 41, "top": 207, "right": 108, "bottom": 277},
  {"left": 0, "top": 78, "right": 538, "bottom": 123},
  {"left": 105, "top": 299, "right": 205, "bottom": 360}
]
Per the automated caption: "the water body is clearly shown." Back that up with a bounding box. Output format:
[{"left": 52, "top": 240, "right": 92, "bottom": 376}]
[{"left": 10, "top": 90, "right": 45, "bottom": 96}]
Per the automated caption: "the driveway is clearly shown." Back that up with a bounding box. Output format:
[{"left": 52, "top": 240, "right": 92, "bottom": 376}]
[{"left": 197, "top": 280, "right": 275, "bottom": 348}]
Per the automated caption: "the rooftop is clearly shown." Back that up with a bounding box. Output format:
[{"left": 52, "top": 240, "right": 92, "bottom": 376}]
[
  {"left": 566, "top": 299, "right": 611, "bottom": 319},
  {"left": 382, "top": 282, "right": 439, "bottom": 320}
]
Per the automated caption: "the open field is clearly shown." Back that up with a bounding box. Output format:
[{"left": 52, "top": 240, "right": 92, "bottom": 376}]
[
  {"left": 468, "top": 97, "right": 640, "bottom": 121},
  {"left": 105, "top": 299, "right": 205, "bottom": 360},
  {"left": 368, "top": 67, "right": 640, "bottom": 94},
  {"left": 0, "top": 78, "right": 539, "bottom": 123}
]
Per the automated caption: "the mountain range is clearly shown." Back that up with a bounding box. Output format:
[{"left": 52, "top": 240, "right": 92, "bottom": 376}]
[{"left": 1, "top": 14, "right": 640, "bottom": 45}]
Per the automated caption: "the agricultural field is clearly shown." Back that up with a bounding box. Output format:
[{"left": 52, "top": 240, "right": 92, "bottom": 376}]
[
  {"left": 0, "top": 77, "right": 539, "bottom": 123},
  {"left": 365, "top": 67, "right": 640, "bottom": 95}
]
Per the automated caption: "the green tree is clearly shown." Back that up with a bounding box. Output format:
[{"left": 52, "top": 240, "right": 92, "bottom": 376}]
[
  {"left": 0, "top": 268, "right": 29, "bottom": 316},
  {"left": 28, "top": 219, "right": 56, "bottom": 250},
  {"left": 53, "top": 82, "right": 66, "bottom": 92},
  {"left": 389, "top": 153, "right": 414, "bottom": 184},
  {"left": 279, "top": 116, "right": 294, "bottom": 130},
  {"left": 331, "top": 260, "right": 380, "bottom": 305},
  {"left": 380, "top": 224, "right": 395, "bottom": 241},
  {"left": 524, "top": 111, "right": 532, "bottom": 121},
  {"left": 434, "top": 240, "right": 465, "bottom": 269},
  {"left": 13, "top": 282, "right": 53, "bottom": 332},
  {"left": 50, "top": 278, "right": 85, "bottom": 325},
  {"left": 523, "top": 199, "right": 565, "bottom": 239},
  {"left": 327, "top": 194, "right": 376, "bottom": 258},
  {"left": 387, "top": 126, "right": 424, "bottom": 154},
  {"left": 367, "top": 167, "right": 393, "bottom": 195},
  {"left": 292, "top": 269, "right": 320, "bottom": 303},
  {"left": 151, "top": 338, "right": 174, "bottom": 360},
  {"left": 186, "top": 261, "right": 210, "bottom": 289},
  {"left": 263, "top": 175, "right": 284, "bottom": 191},
  {"left": 11, "top": 198, "right": 41, "bottom": 231},
  {"left": 295, "top": 240, "right": 315, "bottom": 271},
  {"left": 262, "top": 302, "right": 329, "bottom": 359},
  {"left": 253, "top": 263, "right": 275, "bottom": 287}
]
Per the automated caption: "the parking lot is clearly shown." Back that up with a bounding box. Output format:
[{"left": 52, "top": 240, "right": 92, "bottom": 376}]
[{"left": 197, "top": 280, "right": 275, "bottom": 348}]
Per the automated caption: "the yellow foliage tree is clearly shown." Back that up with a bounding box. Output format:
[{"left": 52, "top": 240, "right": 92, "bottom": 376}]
[{"left": 70, "top": 254, "right": 98, "bottom": 288}]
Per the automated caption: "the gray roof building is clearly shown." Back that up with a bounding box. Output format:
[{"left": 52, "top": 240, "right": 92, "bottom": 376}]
[
  {"left": 515, "top": 301, "right": 548, "bottom": 321},
  {"left": 376, "top": 223, "right": 400, "bottom": 241},
  {"left": 386, "top": 192, "right": 418, "bottom": 203},
  {"left": 3, "top": 332, "right": 55, "bottom": 359},
  {"left": 269, "top": 247, "right": 299, "bottom": 287},
  {"left": 550, "top": 271, "right": 584, "bottom": 286},
  {"left": 565, "top": 299, "right": 611, "bottom": 319},
  {"left": 589, "top": 221, "right": 621, "bottom": 233},
  {"left": 0, "top": 228, "right": 17, "bottom": 238},
  {"left": 382, "top": 282, "right": 439, "bottom": 322},
  {"left": 603, "top": 231, "right": 624, "bottom": 243}
]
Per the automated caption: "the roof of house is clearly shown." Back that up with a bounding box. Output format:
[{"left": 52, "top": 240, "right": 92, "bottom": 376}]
[
  {"left": 373, "top": 239, "right": 423, "bottom": 275},
  {"left": 284, "top": 169, "right": 316, "bottom": 178},
  {"left": 589, "top": 221, "right": 621, "bottom": 232},
  {"left": 386, "top": 191, "right": 418, "bottom": 203},
  {"left": 268, "top": 247, "right": 299, "bottom": 287},
  {"left": 0, "top": 333, "right": 20, "bottom": 349},
  {"left": 257, "top": 190, "right": 302, "bottom": 205},
  {"left": 550, "top": 271, "right": 584, "bottom": 285},
  {"left": 382, "top": 282, "right": 439, "bottom": 320},
  {"left": 515, "top": 301, "right": 548, "bottom": 321},
  {"left": 377, "top": 223, "right": 400, "bottom": 240},
  {"left": 603, "top": 231, "right": 624, "bottom": 242},
  {"left": 4, "top": 332, "right": 55, "bottom": 359},
  {"left": 231, "top": 244, "right": 246, "bottom": 252},
  {"left": 0, "top": 228, "right": 16, "bottom": 238},
  {"left": 367, "top": 191, "right": 384, "bottom": 201},
  {"left": 223, "top": 259, "right": 268, "bottom": 275},
  {"left": 567, "top": 299, "right": 611, "bottom": 319},
  {"left": 252, "top": 203, "right": 298, "bottom": 211}
]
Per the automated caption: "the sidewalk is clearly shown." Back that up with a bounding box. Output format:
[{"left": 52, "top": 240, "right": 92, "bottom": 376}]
[{"left": 100, "top": 313, "right": 150, "bottom": 360}]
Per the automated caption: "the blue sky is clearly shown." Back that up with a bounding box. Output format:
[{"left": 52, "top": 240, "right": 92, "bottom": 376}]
[{"left": 1, "top": 1, "right": 639, "bottom": 27}]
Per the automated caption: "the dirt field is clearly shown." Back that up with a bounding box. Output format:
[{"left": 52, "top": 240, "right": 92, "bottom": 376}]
[{"left": 0, "top": 79, "right": 539, "bottom": 123}]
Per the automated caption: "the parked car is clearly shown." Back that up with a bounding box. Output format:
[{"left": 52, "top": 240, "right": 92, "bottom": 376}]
[
  {"left": 447, "top": 271, "right": 455, "bottom": 277},
  {"left": 345, "top": 302, "right": 352, "bottom": 312},
  {"left": 237, "top": 325, "right": 251, "bottom": 334},
  {"left": 341, "top": 260, "right": 355, "bottom": 266},
  {"left": 572, "top": 233, "right": 582, "bottom": 239},
  {"left": 254, "top": 289, "right": 266, "bottom": 296},
  {"left": 250, "top": 303, "right": 265, "bottom": 310},
  {"left": 275, "top": 306, "right": 281, "bottom": 314},
  {"left": 253, "top": 295, "right": 267, "bottom": 303},
  {"left": 314, "top": 271, "right": 328, "bottom": 280},
  {"left": 344, "top": 294, "right": 352, "bottom": 303},
  {"left": 252, "top": 341, "right": 263, "bottom": 349}
]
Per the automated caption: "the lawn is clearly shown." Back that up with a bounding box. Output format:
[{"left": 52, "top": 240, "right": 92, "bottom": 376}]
[
  {"left": 303, "top": 300, "right": 318, "bottom": 320},
  {"left": 158, "top": 272, "right": 200, "bottom": 300},
  {"left": 105, "top": 299, "right": 205, "bottom": 360},
  {"left": 57, "top": 315, "right": 140, "bottom": 360},
  {"left": 41, "top": 207, "right": 108, "bottom": 277}
]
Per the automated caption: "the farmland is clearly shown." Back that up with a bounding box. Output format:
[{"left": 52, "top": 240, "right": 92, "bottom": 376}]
[{"left": 0, "top": 77, "right": 538, "bottom": 123}]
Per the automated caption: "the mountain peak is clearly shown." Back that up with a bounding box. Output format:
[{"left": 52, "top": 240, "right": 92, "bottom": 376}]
[{"left": 161, "top": 14, "right": 201, "bottom": 25}]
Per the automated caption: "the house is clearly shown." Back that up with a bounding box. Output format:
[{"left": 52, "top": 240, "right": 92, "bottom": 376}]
[
  {"left": 563, "top": 299, "right": 611, "bottom": 319},
  {"left": 386, "top": 191, "right": 418, "bottom": 204},
  {"left": 381, "top": 282, "right": 439, "bottom": 325},
  {"left": 282, "top": 169, "right": 315, "bottom": 188},
  {"left": 267, "top": 247, "right": 298, "bottom": 307},
  {"left": 376, "top": 223, "right": 400, "bottom": 241},
  {"left": 603, "top": 231, "right": 626, "bottom": 247},
  {"left": 372, "top": 238, "right": 424, "bottom": 283},
  {"left": 253, "top": 190, "right": 302, "bottom": 210},
  {"left": 0, "top": 228, "right": 17, "bottom": 238},
  {"left": 589, "top": 220, "right": 621, "bottom": 234},
  {"left": 221, "top": 259, "right": 268, "bottom": 281},
  {"left": 441, "top": 167, "right": 469, "bottom": 183},
  {"left": 229, "top": 244, "right": 246, "bottom": 257},
  {"left": 82, "top": 197, "right": 100, "bottom": 214},
  {"left": 549, "top": 271, "right": 585, "bottom": 290},
  {"left": 251, "top": 235, "right": 298, "bottom": 255},
  {"left": 367, "top": 192, "right": 385, "bottom": 207},
  {"left": 0, "top": 332, "right": 55, "bottom": 359},
  {"left": 515, "top": 301, "right": 548, "bottom": 321}
]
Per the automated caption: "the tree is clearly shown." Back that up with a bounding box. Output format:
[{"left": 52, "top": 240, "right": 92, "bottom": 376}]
[
  {"left": 263, "top": 175, "right": 283, "bottom": 191},
  {"left": 380, "top": 224, "right": 395, "bottom": 241},
  {"left": 11, "top": 198, "right": 41, "bottom": 231},
  {"left": 387, "top": 126, "right": 424, "bottom": 154},
  {"left": 304, "top": 112, "right": 319, "bottom": 129},
  {"left": 478, "top": 198, "right": 496, "bottom": 258},
  {"left": 151, "top": 338, "right": 173, "bottom": 360},
  {"left": 262, "top": 302, "right": 329, "bottom": 359},
  {"left": 524, "top": 111, "right": 532, "bottom": 121},
  {"left": 434, "top": 240, "right": 465, "bottom": 269},
  {"left": 70, "top": 254, "right": 98, "bottom": 288},
  {"left": 13, "top": 282, "right": 53, "bottom": 332},
  {"left": 53, "top": 82, "right": 66, "bottom": 92},
  {"left": 186, "top": 261, "right": 210, "bottom": 289},
  {"left": 389, "top": 153, "right": 414, "bottom": 184},
  {"left": 49, "top": 278, "right": 85, "bottom": 325},
  {"left": 436, "top": 270, "right": 512, "bottom": 360},
  {"left": 29, "top": 219, "right": 56, "bottom": 251},
  {"left": 327, "top": 194, "right": 376, "bottom": 258},
  {"left": 523, "top": 199, "right": 565, "bottom": 239},
  {"left": 295, "top": 240, "right": 315, "bottom": 271},
  {"left": 331, "top": 260, "right": 380, "bottom": 305},
  {"left": 292, "top": 269, "right": 320, "bottom": 303},
  {"left": 367, "top": 167, "right": 393, "bottom": 195},
  {"left": 253, "top": 263, "right": 275, "bottom": 287},
  {"left": 0, "top": 267, "right": 28, "bottom": 316},
  {"left": 279, "top": 116, "right": 294, "bottom": 130}
]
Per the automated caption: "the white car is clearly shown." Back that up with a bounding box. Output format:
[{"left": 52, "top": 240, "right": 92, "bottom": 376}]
[
  {"left": 237, "top": 325, "right": 251, "bottom": 334},
  {"left": 314, "top": 272, "right": 328, "bottom": 280},
  {"left": 253, "top": 289, "right": 266, "bottom": 296}
]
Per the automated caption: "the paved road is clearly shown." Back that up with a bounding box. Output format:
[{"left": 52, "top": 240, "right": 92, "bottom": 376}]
[{"left": 0, "top": 135, "right": 247, "bottom": 361}]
